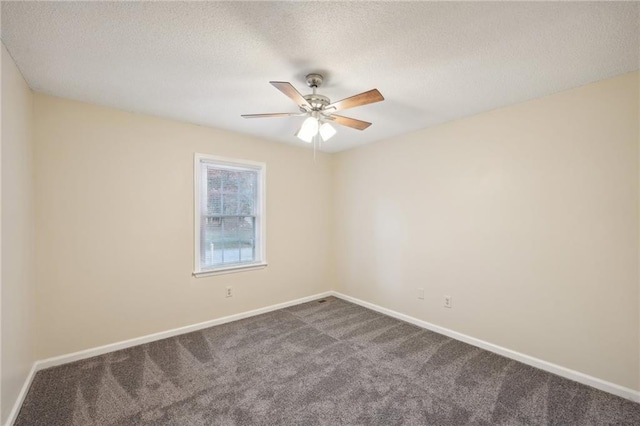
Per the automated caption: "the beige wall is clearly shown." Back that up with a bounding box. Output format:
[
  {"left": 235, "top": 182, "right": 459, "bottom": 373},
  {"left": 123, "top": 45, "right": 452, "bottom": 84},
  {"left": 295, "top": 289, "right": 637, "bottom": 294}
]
[
  {"left": 33, "top": 94, "right": 333, "bottom": 359},
  {"left": 333, "top": 72, "right": 640, "bottom": 390},
  {"left": 1, "top": 44, "right": 36, "bottom": 423}
]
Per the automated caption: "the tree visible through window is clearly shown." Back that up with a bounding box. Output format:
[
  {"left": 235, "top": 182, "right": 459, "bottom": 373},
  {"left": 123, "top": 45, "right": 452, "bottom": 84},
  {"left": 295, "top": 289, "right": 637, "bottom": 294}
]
[{"left": 195, "top": 154, "right": 265, "bottom": 274}]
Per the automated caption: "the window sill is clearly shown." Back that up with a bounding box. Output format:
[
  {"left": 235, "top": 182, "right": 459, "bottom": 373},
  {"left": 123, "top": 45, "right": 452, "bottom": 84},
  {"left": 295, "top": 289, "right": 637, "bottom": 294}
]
[{"left": 193, "top": 262, "right": 268, "bottom": 277}]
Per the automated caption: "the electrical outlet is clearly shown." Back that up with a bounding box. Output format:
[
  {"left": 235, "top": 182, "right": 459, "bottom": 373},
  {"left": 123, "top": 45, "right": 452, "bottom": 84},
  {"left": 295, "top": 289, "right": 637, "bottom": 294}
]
[
  {"left": 417, "top": 288, "right": 425, "bottom": 300},
  {"left": 444, "top": 295, "right": 452, "bottom": 308},
  {"left": 226, "top": 286, "right": 233, "bottom": 298}
]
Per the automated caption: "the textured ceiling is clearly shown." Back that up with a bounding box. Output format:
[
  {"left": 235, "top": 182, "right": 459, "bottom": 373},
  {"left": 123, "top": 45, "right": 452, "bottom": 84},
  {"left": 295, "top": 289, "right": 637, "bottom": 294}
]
[{"left": 2, "top": 1, "right": 639, "bottom": 153}]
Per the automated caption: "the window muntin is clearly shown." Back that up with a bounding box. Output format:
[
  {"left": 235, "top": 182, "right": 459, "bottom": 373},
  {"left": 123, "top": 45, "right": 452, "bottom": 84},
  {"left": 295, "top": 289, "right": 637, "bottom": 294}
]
[{"left": 195, "top": 154, "right": 265, "bottom": 275}]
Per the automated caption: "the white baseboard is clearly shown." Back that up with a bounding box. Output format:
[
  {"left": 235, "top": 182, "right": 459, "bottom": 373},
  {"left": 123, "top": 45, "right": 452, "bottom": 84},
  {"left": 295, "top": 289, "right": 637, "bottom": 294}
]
[
  {"left": 330, "top": 290, "right": 640, "bottom": 403},
  {"left": 36, "top": 291, "right": 332, "bottom": 370},
  {"left": 4, "top": 363, "right": 38, "bottom": 426},
  {"left": 5, "top": 291, "right": 331, "bottom": 425}
]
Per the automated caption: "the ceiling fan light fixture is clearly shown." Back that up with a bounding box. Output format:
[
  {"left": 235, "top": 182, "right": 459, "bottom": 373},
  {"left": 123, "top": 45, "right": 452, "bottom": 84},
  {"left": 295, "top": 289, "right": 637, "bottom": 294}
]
[
  {"left": 295, "top": 127, "right": 313, "bottom": 143},
  {"left": 296, "top": 116, "right": 319, "bottom": 143},
  {"left": 319, "top": 122, "right": 336, "bottom": 141}
]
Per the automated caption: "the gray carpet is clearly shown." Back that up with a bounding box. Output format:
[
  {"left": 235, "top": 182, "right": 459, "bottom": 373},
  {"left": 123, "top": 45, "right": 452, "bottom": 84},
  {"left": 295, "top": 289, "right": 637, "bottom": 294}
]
[{"left": 15, "top": 296, "right": 640, "bottom": 425}]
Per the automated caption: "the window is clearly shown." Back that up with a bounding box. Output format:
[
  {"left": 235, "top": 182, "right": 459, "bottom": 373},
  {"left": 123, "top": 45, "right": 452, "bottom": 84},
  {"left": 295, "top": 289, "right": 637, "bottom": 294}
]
[{"left": 194, "top": 154, "right": 266, "bottom": 276}]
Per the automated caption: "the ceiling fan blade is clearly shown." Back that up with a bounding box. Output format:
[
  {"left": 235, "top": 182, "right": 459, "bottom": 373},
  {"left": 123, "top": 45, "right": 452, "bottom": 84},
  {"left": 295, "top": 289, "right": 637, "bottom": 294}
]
[
  {"left": 242, "top": 113, "right": 305, "bottom": 119},
  {"left": 326, "top": 89, "right": 384, "bottom": 111},
  {"left": 328, "top": 114, "right": 372, "bottom": 131},
  {"left": 270, "top": 81, "right": 312, "bottom": 110}
]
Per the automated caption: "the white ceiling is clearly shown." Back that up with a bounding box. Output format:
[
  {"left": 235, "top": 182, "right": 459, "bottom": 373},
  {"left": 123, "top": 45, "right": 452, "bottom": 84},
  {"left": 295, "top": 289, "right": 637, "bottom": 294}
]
[{"left": 2, "top": 1, "right": 638, "bottom": 153}]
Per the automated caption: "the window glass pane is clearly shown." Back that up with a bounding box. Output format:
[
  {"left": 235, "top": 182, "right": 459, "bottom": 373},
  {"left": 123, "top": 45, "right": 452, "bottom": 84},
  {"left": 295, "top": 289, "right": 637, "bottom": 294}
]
[
  {"left": 222, "top": 193, "right": 238, "bottom": 215},
  {"left": 201, "top": 217, "right": 222, "bottom": 268},
  {"left": 238, "top": 217, "right": 254, "bottom": 242},
  {"left": 222, "top": 170, "right": 240, "bottom": 192},
  {"left": 239, "top": 217, "right": 255, "bottom": 262},
  {"left": 238, "top": 193, "right": 253, "bottom": 215},
  {"left": 239, "top": 171, "right": 256, "bottom": 193},
  {"left": 208, "top": 168, "right": 222, "bottom": 189},
  {"left": 207, "top": 168, "right": 222, "bottom": 215}
]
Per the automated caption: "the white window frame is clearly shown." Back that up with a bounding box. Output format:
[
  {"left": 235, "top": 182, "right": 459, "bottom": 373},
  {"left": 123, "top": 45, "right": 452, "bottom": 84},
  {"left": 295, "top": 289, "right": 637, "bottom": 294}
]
[{"left": 193, "top": 153, "right": 267, "bottom": 277}]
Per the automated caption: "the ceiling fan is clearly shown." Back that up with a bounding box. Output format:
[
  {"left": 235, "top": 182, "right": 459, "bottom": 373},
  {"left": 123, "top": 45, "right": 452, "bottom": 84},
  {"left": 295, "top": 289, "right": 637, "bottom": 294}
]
[{"left": 242, "top": 73, "right": 384, "bottom": 144}]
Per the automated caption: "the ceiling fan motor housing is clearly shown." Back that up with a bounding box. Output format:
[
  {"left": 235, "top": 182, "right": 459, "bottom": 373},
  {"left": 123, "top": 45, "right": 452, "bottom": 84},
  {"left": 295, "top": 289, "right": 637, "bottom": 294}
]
[{"left": 303, "top": 93, "right": 330, "bottom": 111}]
